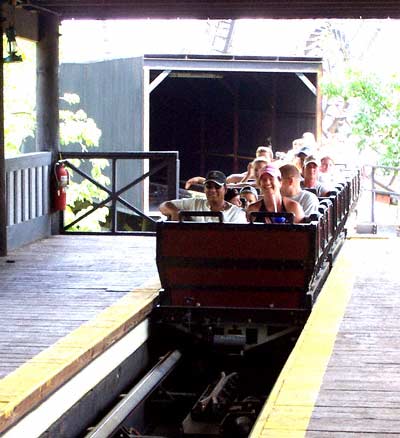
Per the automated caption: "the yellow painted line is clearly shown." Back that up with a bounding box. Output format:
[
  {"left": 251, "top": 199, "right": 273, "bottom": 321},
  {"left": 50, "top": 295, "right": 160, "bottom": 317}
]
[
  {"left": 0, "top": 277, "right": 160, "bottom": 433},
  {"left": 250, "top": 240, "right": 358, "bottom": 438}
]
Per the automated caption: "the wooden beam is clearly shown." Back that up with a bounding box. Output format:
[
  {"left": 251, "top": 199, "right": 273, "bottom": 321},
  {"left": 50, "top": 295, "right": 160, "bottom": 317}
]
[
  {"left": 36, "top": 13, "right": 60, "bottom": 153},
  {"left": 0, "top": 22, "right": 7, "bottom": 256},
  {"left": 1, "top": 4, "right": 39, "bottom": 41},
  {"left": 296, "top": 72, "right": 317, "bottom": 96},
  {"left": 21, "top": 1, "right": 400, "bottom": 20},
  {"left": 316, "top": 68, "right": 323, "bottom": 145},
  {"left": 16, "top": 8, "right": 39, "bottom": 42},
  {"left": 0, "top": 5, "right": 39, "bottom": 256},
  {"left": 36, "top": 13, "right": 60, "bottom": 233},
  {"left": 200, "top": 110, "right": 206, "bottom": 176},
  {"left": 232, "top": 79, "right": 239, "bottom": 173},
  {"left": 271, "top": 75, "right": 277, "bottom": 150},
  {"left": 148, "top": 69, "right": 171, "bottom": 93}
]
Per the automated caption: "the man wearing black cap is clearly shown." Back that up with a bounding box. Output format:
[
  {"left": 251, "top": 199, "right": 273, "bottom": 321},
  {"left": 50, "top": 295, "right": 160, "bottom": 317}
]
[{"left": 159, "top": 170, "right": 247, "bottom": 223}]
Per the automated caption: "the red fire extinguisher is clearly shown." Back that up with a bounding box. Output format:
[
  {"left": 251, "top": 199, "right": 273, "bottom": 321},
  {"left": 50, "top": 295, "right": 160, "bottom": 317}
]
[{"left": 53, "top": 161, "right": 69, "bottom": 211}]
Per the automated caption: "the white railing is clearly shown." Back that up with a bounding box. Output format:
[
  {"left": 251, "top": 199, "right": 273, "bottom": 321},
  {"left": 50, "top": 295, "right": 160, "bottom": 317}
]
[
  {"left": 357, "top": 164, "right": 400, "bottom": 234},
  {"left": 5, "top": 152, "right": 52, "bottom": 249}
]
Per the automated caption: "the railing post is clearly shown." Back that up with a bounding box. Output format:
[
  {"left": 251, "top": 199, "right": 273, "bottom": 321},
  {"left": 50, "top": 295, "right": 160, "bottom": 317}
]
[
  {"left": 167, "top": 154, "right": 180, "bottom": 200},
  {"left": 371, "top": 165, "right": 375, "bottom": 224},
  {"left": 0, "top": 21, "right": 7, "bottom": 256},
  {"left": 111, "top": 158, "right": 117, "bottom": 233}
]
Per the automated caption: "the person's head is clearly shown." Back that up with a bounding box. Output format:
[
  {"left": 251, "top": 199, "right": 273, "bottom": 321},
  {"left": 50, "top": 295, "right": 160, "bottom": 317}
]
[
  {"left": 303, "top": 155, "right": 321, "bottom": 183},
  {"left": 294, "top": 146, "right": 312, "bottom": 171},
  {"left": 239, "top": 185, "right": 258, "bottom": 208},
  {"left": 258, "top": 165, "right": 282, "bottom": 196},
  {"left": 256, "top": 146, "right": 273, "bottom": 162},
  {"left": 320, "top": 155, "right": 335, "bottom": 173},
  {"left": 225, "top": 187, "right": 242, "bottom": 207},
  {"left": 292, "top": 138, "right": 303, "bottom": 152},
  {"left": 302, "top": 132, "right": 317, "bottom": 152},
  {"left": 252, "top": 157, "right": 269, "bottom": 182},
  {"left": 279, "top": 164, "right": 303, "bottom": 197},
  {"left": 296, "top": 146, "right": 312, "bottom": 160},
  {"left": 204, "top": 170, "right": 227, "bottom": 205},
  {"left": 302, "top": 132, "right": 316, "bottom": 146}
]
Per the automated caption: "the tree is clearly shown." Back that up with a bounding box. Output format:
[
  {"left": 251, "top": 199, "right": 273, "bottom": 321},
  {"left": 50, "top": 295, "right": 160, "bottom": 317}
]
[
  {"left": 60, "top": 93, "right": 110, "bottom": 231},
  {"left": 322, "top": 69, "right": 400, "bottom": 169},
  {"left": 4, "top": 38, "right": 109, "bottom": 231},
  {"left": 3, "top": 38, "right": 36, "bottom": 156}
]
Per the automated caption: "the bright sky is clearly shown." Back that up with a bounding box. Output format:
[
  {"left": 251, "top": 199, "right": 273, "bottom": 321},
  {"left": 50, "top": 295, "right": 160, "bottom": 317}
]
[{"left": 59, "top": 18, "right": 400, "bottom": 76}]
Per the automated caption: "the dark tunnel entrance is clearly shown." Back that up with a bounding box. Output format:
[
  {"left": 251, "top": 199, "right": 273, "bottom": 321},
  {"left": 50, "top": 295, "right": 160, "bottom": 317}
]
[{"left": 148, "top": 58, "right": 321, "bottom": 181}]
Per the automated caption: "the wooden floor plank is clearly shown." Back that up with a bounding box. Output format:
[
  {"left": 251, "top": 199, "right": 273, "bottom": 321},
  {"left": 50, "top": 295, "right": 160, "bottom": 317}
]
[
  {"left": 0, "top": 235, "right": 158, "bottom": 379},
  {"left": 0, "top": 287, "right": 159, "bottom": 433},
  {"left": 306, "top": 237, "right": 400, "bottom": 437},
  {"left": 0, "top": 235, "right": 160, "bottom": 433},
  {"left": 251, "top": 236, "right": 400, "bottom": 438}
]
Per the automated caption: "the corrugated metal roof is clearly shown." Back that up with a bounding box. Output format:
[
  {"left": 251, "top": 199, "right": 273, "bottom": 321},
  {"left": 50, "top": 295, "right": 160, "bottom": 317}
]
[
  {"left": 143, "top": 53, "right": 323, "bottom": 73},
  {"left": 21, "top": 1, "right": 400, "bottom": 20}
]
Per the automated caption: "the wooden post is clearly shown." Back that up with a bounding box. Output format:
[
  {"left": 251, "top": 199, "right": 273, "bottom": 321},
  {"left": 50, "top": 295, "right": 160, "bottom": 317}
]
[
  {"left": 271, "top": 75, "right": 277, "bottom": 149},
  {"left": 232, "top": 80, "right": 239, "bottom": 173},
  {"left": 36, "top": 13, "right": 60, "bottom": 233},
  {"left": 0, "top": 21, "right": 7, "bottom": 256},
  {"left": 200, "top": 109, "right": 206, "bottom": 176},
  {"left": 167, "top": 154, "right": 179, "bottom": 201},
  {"left": 315, "top": 66, "right": 323, "bottom": 145},
  {"left": 36, "top": 13, "right": 59, "bottom": 154}
]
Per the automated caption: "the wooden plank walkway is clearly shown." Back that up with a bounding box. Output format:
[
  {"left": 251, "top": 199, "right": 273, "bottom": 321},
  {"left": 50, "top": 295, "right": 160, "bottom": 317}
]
[
  {"left": 0, "top": 235, "right": 160, "bottom": 433},
  {"left": 3, "top": 233, "right": 399, "bottom": 436},
  {"left": 0, "top": 235, "right": 158, "bottom": 378},
  {"left": 251, "top": 235, "right": 400, "bottom": 437}
]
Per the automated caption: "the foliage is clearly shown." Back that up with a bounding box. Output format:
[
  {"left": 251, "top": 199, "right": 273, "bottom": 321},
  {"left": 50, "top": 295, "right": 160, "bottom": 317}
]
[
  {"left": 60, "top": 93, "right": 101, "bottom": 150},
  {"left": 3, "top": 38, "right": 36, "bottom": 156},
  {"left": 322, "top": 69, "right": 400, "bottom": 168},
  {"left": 60, "top": 94, "right": 110, "bottom": 231},
  {"left": 3, "top": 38, "right": 109, "bottom": 231}
]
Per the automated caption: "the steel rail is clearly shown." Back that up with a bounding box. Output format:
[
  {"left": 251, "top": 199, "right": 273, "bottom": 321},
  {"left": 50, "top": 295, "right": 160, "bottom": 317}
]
[{"left": 85, "top": 350, "right": 182, "bottom": 438}]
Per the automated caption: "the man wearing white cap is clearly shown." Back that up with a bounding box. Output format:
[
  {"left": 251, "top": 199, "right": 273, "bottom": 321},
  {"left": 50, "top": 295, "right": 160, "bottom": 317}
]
[
  {"left": 159, "top": 170, "right": 247, "bottom": 223},
  {"left": 302, "top": 156, "right": 333, "bottom": 197}
]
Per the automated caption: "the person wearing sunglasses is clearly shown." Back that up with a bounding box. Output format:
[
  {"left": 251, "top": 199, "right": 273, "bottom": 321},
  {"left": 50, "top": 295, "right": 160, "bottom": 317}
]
[{"left": 159, "top": 170, "right": 247, "bottom": 223}]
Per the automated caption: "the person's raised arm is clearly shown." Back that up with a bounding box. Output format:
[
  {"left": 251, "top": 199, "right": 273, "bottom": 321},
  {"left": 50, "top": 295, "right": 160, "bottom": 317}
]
[
  {"left": 185, "top": 176, "right": 205, "bottom": 190},
  {"left": 159, "top": 201, "right": 180, "bottom": 221},
  {"left": 239, "top": 161, "right": 254, "bottom": 183}
]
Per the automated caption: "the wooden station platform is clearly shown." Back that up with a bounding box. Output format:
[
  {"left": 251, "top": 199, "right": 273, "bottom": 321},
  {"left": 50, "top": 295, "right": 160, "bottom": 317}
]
[
  {"left": 0, "top": 235, "right": 160, "bottom": 435},
  {"left": 251, "top": 235, "right": 400, "bottom": 437},
  {"left": 2, "top": 233, "right": 400, "bottom": 436}
]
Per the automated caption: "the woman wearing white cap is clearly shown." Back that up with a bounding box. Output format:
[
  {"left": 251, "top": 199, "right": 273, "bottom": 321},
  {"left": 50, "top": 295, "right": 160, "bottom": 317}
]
[{"left": 246, "top": 165, "right": 304, "bottom": 224}]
